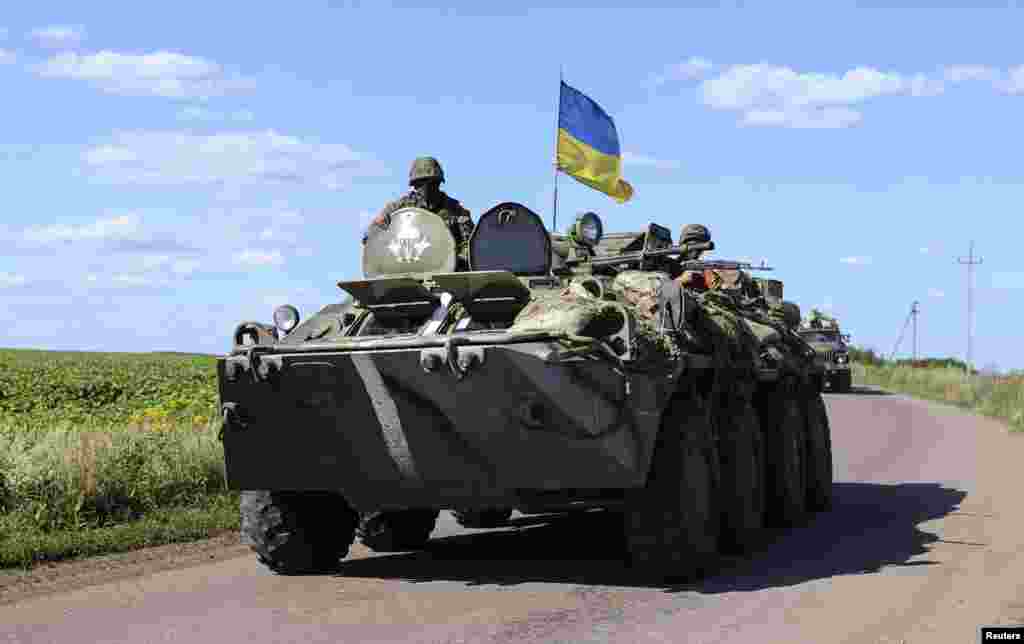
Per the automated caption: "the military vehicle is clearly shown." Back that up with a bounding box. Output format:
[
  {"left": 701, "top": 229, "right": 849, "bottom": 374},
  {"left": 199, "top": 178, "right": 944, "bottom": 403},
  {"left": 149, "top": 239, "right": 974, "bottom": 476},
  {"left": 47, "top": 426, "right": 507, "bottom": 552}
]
[
  {"left": 797, "top": 313, "right": 852, "bottom": 393},
  {"left": 218, "top": 204, "right": 833, "bottom": 579}
]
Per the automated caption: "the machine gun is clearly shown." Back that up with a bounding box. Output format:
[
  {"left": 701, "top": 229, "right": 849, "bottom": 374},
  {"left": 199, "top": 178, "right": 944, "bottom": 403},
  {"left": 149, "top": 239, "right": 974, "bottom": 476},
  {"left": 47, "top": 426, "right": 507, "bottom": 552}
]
[{"left": 573, "top": 240, "right": 773, "bottom": 275}]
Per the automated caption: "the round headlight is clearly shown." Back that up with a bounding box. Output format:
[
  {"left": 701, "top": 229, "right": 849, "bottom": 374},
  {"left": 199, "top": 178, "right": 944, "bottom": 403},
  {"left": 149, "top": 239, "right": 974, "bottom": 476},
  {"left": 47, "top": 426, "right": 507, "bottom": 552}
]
[
  {"left": 573, "top": 211, "right": 603, "bottom": 247},
  {"left": 273, "top": 304, "right": 300, "bottom": 333}
]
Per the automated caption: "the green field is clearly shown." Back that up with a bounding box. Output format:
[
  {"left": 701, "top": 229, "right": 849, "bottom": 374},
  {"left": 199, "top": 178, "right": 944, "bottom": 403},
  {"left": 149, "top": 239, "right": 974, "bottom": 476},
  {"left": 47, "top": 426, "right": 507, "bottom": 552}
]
[{"left": 0, "top": 349, "right": 236, "bottom": 568}]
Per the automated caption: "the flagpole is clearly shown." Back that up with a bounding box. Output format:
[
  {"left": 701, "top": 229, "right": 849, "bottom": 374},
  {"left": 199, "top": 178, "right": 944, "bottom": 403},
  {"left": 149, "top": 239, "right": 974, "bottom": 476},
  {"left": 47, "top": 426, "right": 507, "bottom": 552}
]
[{"left": 551, "top": 66, "right": 563, "bottom": 233}]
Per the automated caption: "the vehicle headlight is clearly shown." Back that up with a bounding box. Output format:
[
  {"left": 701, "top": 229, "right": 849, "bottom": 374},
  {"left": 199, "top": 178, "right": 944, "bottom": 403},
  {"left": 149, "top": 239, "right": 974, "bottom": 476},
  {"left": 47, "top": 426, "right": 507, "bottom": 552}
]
[
  {"left": 273, "top": 304, "right": 300, "bottom": 333},
  {"left": 836, "top": 353, "right": 849, "bottom": 364},
  {"left": 573, "top": 211, "right": 603, "bottom": 247}
]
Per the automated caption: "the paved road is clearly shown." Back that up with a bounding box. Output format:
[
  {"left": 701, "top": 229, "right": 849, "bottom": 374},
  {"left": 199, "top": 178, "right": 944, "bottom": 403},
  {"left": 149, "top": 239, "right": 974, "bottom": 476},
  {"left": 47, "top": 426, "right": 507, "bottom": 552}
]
[{"left": 3, "top": 387, "right": 1023, "bottom": 643}]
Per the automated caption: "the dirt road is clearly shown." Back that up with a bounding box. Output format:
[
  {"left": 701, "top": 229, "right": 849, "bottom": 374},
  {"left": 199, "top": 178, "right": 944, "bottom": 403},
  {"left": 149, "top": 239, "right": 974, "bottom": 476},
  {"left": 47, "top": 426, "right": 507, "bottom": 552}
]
[{"left": 2, "top": 387, "right": 1022, "bottom": 643}]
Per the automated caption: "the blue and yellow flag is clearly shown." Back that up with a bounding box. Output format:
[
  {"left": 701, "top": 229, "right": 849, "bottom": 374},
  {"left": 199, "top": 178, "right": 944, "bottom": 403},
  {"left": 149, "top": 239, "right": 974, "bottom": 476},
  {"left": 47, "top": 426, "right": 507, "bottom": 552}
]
[{"left": 556, "top": 81, "right": 634, "bottom": 203}]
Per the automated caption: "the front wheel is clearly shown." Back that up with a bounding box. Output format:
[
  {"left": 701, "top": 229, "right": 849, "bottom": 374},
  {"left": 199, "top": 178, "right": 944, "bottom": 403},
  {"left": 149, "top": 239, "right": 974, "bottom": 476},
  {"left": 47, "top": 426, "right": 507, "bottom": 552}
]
[{"left": 241, "top": 490, "right": 358, "bottom": 575}]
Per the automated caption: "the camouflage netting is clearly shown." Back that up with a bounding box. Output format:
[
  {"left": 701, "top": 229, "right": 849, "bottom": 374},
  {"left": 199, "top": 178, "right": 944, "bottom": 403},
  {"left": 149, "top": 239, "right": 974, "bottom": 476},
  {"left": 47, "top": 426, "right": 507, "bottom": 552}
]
[
  {"left": 696, "top": 270, "right": 816, "bottom": 387},
  {"left": 508, "top": 284, "right": 625, "bottom": 341},
  {"left": 607, "top": 271, "right": 682, "bottom": 371}
]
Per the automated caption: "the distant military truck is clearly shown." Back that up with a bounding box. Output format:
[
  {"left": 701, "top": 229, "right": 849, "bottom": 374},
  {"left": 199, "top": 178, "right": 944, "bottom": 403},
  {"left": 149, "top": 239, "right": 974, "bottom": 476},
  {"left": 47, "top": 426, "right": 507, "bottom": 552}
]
[
  {"left": 797, "top": 313, "right": 852, "bottom": 393},
  {"left": 751, "top": 277, "right": 783, "bottom": 305}
]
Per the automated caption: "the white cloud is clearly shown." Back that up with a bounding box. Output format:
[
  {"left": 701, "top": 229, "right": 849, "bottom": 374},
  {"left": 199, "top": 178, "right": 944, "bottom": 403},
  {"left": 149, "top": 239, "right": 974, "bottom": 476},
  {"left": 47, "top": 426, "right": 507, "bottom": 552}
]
[
  {"left": 943, "top": 65, "right": 999, "bottom": 83},
  {"left": 741, "top": 106, "right": 862, "bottom": 129},
  {"left": 927, "top": 288, "right": 945, "bottom": 298},
  {"left": 701, "top": 64, "right": 944, "bottom": 128},
  {"left": 233, "top": 249, "right": 284, "bottom": 267},
  {"left": 258, "top": 226, "right": 301, "bottom": 245},
  {"left": 622, "top": 151, "right": 682, "bottom": 170},
  {"left": 34, "top": 50, "right": 254, "bottom": 98},
  {"left": 82, "top": 130, "right": 385, "bottom": 190},
  {"left": 23, "top": 213, "right": 142, "bottom": 243},
  {"left": 30, "top": 25, "right": 86, "bottom": 49},
  {"left": 171, "top": 259, "right": 201, "bottom": 275},
  {"left": 653, "top": 57, "right": 714, "bottom": 85},
  {"left": 0, "top": 49, "right": 15, "bottom": 65},
  {"left": 919, "top": 247, "right": 930, "bottom": 254},
  {"left": 997, "top": 65, "right": 1024, "bottom": 95},
  {"left": 907, "top": 73, "right": 945, "bottom": 97},
  {"left": 177, "top": 106, "right": 255, "bottom": 122},
  {"left": 112, "top": 273, "right": 156, "bottom": 287},
  {"left": 0, "top": 272, "right": 26, "bottom": 287},
  {"left": 840, "top": 255, "right": 872, "bottom": 265},
  {"left": 139, "top": 254, "right": 172, "bottom": 270}
]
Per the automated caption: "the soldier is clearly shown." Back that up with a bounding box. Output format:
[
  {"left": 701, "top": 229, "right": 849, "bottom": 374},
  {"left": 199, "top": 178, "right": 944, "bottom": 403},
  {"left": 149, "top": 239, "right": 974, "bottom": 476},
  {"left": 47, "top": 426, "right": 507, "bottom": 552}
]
[
  {"left": 676, "top": 224, "right": 712, "bottom": 289},
  {"left": 363, "top": 157, "right": 475, "bottom": 270}
]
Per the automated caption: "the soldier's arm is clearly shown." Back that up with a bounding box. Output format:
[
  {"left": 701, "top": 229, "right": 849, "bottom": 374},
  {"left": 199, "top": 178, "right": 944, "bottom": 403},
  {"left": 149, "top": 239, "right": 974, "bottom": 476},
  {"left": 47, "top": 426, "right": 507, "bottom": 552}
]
[{"left": 362, "top": 198, "right": 405, "bottom": 244}]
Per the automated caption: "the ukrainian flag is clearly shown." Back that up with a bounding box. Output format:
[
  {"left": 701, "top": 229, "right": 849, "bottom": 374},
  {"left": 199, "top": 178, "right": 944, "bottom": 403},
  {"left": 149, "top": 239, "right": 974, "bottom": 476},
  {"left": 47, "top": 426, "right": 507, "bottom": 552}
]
[{"left": 557, "top": 81, "right": 634, "bottom": 203}]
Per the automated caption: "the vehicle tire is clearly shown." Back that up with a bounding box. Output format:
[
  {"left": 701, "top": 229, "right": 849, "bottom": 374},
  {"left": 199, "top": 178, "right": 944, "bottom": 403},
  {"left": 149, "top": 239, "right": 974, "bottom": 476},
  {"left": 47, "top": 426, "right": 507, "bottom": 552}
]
[
  {"left": 755, "top": 382, "right": 807, "bottom": 528},
  {"left": 357, "top": 509, "right": 439, "bottom": 552},
  {"left": 453, "top": 508, "right": 514, "bottom": 529},
  {"left": 803, "top": 388, "right": 834, "bottom": 512},
  {"left": 838, "top": 371, "right": 853, "bottom": 393},
  {"left": 715, "top": 389, "right": 765, "bottom": 554},
  {"left": 240, "top": 490, "right": 358, "bottom": 575},
  {"left": 623, "top": 389, "right": 719, "bottom": 582}
]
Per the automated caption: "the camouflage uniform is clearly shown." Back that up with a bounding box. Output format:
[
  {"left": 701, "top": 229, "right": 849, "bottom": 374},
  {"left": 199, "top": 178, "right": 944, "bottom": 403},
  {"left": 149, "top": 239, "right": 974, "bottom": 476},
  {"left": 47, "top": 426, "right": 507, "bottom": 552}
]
[{"left": 363, "top": 157, "right": 475, "bottom": 269}]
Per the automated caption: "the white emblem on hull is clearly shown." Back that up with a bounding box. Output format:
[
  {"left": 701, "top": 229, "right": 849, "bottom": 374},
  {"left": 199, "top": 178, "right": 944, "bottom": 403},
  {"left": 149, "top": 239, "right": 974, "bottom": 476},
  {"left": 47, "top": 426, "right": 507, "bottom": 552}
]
[{"left": 387, "top": 216, "right": 432, "bottom": 263}]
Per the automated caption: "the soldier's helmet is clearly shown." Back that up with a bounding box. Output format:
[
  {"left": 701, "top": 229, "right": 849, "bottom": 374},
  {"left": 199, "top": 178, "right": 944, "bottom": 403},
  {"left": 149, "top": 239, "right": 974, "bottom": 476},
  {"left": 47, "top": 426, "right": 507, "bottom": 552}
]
[
  {"left": 680, "top": 224, "right": 711, "bottom": 245},
  {"left": 409, "top": 157, "right": 445, "bottom": 185}
]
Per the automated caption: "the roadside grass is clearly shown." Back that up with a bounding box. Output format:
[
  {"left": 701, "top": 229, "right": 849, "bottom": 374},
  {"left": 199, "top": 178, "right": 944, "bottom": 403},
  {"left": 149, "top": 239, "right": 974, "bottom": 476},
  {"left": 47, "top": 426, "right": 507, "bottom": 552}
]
[
  {"left": 0, "top": 494, "right": 239, "bottom": 569},
  {"left": 0, "top": 349, "right": 238, "bottom": 570},
  {"left": 853, "top": 363, "right": 1024, "bottom": 432}
]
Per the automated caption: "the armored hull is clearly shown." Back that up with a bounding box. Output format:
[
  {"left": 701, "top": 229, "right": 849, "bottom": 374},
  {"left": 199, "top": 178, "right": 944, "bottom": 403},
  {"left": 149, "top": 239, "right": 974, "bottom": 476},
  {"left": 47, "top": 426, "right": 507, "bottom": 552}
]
[{"left": 218, "top": 203, "right": 832, "bottom": 578}]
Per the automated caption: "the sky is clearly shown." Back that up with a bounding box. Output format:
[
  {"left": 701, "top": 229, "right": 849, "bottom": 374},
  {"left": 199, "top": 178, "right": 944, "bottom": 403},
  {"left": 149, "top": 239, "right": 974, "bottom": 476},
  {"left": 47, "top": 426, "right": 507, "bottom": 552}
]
[{"left": 1, "top": 1, "right": 1022, "bottom": 370}]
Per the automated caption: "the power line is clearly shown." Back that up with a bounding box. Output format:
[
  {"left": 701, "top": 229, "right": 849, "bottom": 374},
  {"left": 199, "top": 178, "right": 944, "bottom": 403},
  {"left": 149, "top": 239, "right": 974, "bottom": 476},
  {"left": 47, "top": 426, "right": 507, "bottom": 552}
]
[
  {"left": 890, "top": 301, "right": 919, "bottom": 362},
  {"left": 955, "top": 241, "right": 983, "bottom": 375}
]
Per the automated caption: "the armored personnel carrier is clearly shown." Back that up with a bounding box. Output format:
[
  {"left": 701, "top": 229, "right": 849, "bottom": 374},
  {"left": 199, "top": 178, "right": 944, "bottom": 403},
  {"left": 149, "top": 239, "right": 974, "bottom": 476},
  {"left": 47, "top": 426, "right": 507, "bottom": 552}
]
[
  {"left": 798, "top": 312, "right": 852, "bottom": 393},
  {"left": 218, "top": 204, "right": 832, "bottom": 579}
]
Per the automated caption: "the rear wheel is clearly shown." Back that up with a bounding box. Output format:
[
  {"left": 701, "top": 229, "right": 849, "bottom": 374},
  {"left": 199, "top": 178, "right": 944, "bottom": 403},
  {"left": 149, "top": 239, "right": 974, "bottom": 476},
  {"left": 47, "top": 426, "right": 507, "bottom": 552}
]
[
  {"left": 837, "top": 371, "right": 853, "bottom": 393},
  {"left": 241, "top": 490, "right": 358, "bottom": 575},
  {"left": 453, "top": 508, "right": 514, "bottom": 529},
  {"left": 623, "top": 389, "right": 719, "bottom": 582},
  {"left": 755, "top": 383, "right": 807, "bottom": 528},
  {"left": 716, "top": 391, "right": 765, "bottom": 554},
  {"left": 803, "top": 387, "right": 834, "bottom": 512},
  {"left": 357, "top": 510, "right": 439, "bottom": 552}
]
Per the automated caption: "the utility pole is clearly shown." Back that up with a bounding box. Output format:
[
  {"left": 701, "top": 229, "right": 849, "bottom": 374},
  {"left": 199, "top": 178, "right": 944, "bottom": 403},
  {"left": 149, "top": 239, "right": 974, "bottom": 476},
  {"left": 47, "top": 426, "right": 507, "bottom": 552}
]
[
  {"left": 956, "top": 241, "right": 983, "bottom": 376},
  {"left": 911, "top": 301, "right": 920, "bottom": 363}
]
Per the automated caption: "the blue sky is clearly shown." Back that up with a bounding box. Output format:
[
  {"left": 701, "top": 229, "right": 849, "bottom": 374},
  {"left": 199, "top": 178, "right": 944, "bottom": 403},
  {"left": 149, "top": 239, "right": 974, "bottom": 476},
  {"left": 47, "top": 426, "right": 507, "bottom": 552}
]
[{"left": 1, "top": 1, "right": 1022, "bottom": 370}]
